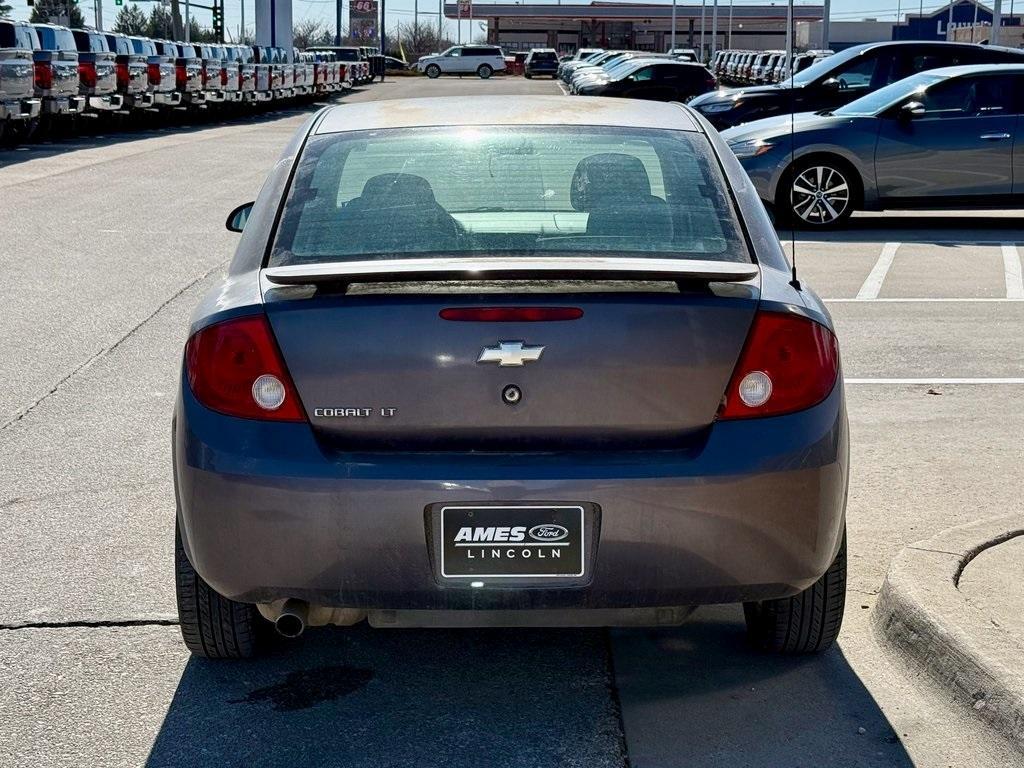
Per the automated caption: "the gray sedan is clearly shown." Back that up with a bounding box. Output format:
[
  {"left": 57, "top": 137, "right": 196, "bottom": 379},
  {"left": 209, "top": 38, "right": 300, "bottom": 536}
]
[
  {"left": 173, "top": 96, "right": 847, "bottom": 658},
  {"left": 723, "top": 64, "right": 1024, "bottom": 227}
]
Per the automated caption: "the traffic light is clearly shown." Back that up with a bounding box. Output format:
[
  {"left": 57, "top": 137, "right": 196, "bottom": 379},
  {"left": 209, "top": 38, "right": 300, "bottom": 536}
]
[{"left": 212, "top": 2, "right": 223, "bottom": 39}]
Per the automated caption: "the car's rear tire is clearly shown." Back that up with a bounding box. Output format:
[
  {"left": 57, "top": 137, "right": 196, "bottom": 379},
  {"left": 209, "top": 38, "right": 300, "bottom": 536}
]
[
  {"left": 175, "top": 520, "right": 267, "bottom": 658},
  {"left": 524, "top": 72, "right": 532, "bottom": 79},
  {"left": 743, "top": 528, "right": 846, "bottom": 653},
  {"left": 477, "top": 64, "right": 493, "bottom": 79},
  {"left": 776, "top": 157, "right": 857, "bottom": 229},
  {"left": 425, "top": 64, "right": 441, "bottom": 79}
]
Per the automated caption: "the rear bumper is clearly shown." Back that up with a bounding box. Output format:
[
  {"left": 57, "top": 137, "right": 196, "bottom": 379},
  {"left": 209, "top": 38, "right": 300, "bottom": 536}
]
[
  {"left": 0, "top": 97, "right": 40, "bottom": 120},
  {"left": 40, "top": 95, "right": 85, "bottom": 115},
  {"left": 175, "top": 380, "right": 848, "bottom": 613},
  {"left": 87, "top": 93, "right": 124, "bottom": 111},
  {"left": 153, "top": 90, "right": 182, "bottom": 106}
]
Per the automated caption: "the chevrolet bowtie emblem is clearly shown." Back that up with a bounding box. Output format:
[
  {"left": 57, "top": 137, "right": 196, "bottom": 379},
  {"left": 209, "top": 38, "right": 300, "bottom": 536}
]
[{"left": 477, "top": 341, "right": 545, "bottom": 367}]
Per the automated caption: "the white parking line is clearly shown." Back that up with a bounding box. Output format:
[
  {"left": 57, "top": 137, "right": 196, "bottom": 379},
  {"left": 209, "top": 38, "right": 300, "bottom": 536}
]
[
  {"left": 1002, "top": 243, "right": 1024, "bottom": 299},
  {"left": 845, "top": 378, "right": 1024, "bottom": 385},
  {"left": 557, "top": 82, "right": 570, "bottom": 96},
  {"left": 825, "top": 297, "right": 1024, "bottom": 303},
  {"left": 855, "top": 242, "right": 900, "bottom": 300}
]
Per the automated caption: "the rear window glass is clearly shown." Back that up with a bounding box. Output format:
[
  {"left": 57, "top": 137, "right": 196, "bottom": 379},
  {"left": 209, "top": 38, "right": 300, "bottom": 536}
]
[
  {"left": 531, "top": 51, "right": 557, "bottom": 62},
  {"left": 37, "top": 27, "right": 76, "bottom": 51},
  {"left": 132, "top": 38, "right": 156, "bottom": 56},
  {"left": 270, "top": 126, "right": 748, "bottom": 266}
]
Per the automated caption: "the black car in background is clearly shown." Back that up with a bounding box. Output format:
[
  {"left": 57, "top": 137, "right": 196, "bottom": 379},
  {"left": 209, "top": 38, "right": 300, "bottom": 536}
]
[
  {"left": 525, "top": 48, "right": 559, "bottom": 78},
  {"left": 691, "top": 40, "right": 1024, "bottom": 129},
  {"left": 575, "top": 60, "right": 716, "bottom": 102}
]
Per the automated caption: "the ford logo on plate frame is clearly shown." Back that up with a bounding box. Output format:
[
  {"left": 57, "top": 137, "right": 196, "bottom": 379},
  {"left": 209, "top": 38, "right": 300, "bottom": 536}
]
[{"left": 529, "top": 524, "right": 568, "bottom": 542}]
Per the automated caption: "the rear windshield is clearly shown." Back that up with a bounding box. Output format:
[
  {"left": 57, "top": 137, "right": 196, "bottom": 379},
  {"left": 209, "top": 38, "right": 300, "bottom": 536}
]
[
  {"left": 132, "top": 38, "right": 156, "bottom": 56},
  {"left": 531, "top": 51, "right": 557, "bottom": 62},
  {"left": 37, "top": 27, "right": 76, "bottom": 51},
  {"left": 0, "top": 23, "right": 36, "bottom": 50},
  {"left": 270, "top": 126, "right": 748, "bottom": 266}
]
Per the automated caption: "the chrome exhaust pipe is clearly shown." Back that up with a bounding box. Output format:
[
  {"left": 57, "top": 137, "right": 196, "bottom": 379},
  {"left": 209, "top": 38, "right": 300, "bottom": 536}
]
[{"left": 274, "top": 599, "right": 309, "bottom": 638}]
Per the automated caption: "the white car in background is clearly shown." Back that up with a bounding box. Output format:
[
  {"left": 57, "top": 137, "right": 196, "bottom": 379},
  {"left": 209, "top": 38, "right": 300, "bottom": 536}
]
[{"left": 416, "top": 45, "right": 506, "bottom": 79}]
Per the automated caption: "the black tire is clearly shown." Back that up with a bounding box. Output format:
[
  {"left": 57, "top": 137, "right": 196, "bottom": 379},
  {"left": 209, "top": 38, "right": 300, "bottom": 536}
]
[
  {"left": 775, "top": 156, "right": 858, "bottom": 230},
  {"left": 175, "top": 520, "right": 267, "bottom": 658},
  {"left": 425, "top": 64, "right": 441, "bottom": 79},
  {"left": 524, "top": 72, "right": 532, "bottom": 79},
  {"left": 743, "top": 528, "right": 846, "bottom": 653},
  {"left": 477, "top": 64, "right": 493, "bottom": 79}
]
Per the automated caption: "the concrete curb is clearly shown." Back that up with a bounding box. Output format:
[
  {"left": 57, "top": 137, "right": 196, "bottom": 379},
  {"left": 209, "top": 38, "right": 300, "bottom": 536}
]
[{"left": 873, "top": 514, "right": 1024, "bottom": 753}]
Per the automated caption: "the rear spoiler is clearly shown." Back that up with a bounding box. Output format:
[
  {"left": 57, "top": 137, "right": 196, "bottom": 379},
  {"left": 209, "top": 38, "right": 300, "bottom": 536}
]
[{"left": 262, "top": 257, "right": 759, "bottom": 286}]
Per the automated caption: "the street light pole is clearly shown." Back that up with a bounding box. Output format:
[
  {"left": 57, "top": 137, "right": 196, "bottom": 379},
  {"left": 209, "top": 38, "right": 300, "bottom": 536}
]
[
  {"left": 671, "top": 0, "right": 676, "bottom": 51},
  {"left": 947, "top": 0, "right": 954, "bottom": 40},
  {"left": 185, "top": 0, "right": 190, "bottom": 42},
  {"left": 699, "top": 0, "right": 706, "bottom": 61},
  {"left": 711, "top": 0, "right": 718, "bottom": 57},
  {"left": 785, "top": 0, "right": 792, "bottom": 77},
  {"left": 992, "top": 0, "right": 1002, "bottom": 43},
  {"left": 727, "top": 0, "right": 733, "bottom": 48},
  {"left": 822, "top": 0, "right": 830, "bottom": 48}
]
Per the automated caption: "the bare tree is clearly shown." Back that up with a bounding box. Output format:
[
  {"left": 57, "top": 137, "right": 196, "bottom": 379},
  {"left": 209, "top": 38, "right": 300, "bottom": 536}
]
[
  {"left": 293, "top": 19, "right": 334, "bottom": 49},
  {"left": 390, "top": 20, "right": 455, "bottom": 61}
]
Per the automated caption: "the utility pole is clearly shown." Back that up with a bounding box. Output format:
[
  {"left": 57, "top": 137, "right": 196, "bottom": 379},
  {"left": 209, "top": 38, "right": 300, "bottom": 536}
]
[
  {"left": 992, "top": 0, "right": 1002, "bottom": 43},
  {"left": 438, "top": 0, "right": 442, "bottom": 44},
  {"left": 671, "top": 0, "right": 676, "bottom": 51},
  {"left": 822, "top": 0, "right": 830, "bottom": 48},
  {"left": 381, "top": 0, "right": 386, "bottom": 53},
  {"left": 947, "top": 0, "right": 954, "bottom": 40},
  {"left": 95, "top": 0, "right": 102, "bottom": 32},
  {"left": 336, "top": 0, "right": 342, "bottom": 45},
  {"left": 241, "top": 0, "right": 245, "bottom": 43},
  {"left": 711, "top": 0, "right": 718, "bottom": 57},
  {"left": 185, "top": 0, "right": 191, "bottom": 42}
]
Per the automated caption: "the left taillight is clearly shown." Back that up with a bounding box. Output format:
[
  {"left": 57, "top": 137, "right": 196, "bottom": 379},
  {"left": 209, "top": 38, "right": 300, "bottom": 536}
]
[
  {"left": 185, "top": 315, "right": 306, "bottom": 422},
  {"left": 116, "top": 61, "right": 130, "bottom": 89},
  {"left": 718, "top": 310, "right": 839, "bottom": 420},
  {"left": 79, "top": 60, "right": 97, "bottom": 88}
]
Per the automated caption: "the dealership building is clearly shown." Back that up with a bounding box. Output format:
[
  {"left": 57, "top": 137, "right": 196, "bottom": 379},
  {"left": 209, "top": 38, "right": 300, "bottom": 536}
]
[{"left": 443, "top": 2, "right": 825, "bottom": 54}]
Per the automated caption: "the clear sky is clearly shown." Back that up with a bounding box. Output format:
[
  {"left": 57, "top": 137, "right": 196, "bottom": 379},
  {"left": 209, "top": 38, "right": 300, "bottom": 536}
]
[{"left": 4, "top": 0, "right": 986, "bottom": 45}]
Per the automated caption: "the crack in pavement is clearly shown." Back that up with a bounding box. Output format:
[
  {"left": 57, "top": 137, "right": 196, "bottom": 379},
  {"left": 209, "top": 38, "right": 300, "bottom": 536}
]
[
  {"left": 1, "top": 260, "right": 227, "bottom": 432},
  {"left": 0, "top": 618, "right": 178, "bottom": 632}
]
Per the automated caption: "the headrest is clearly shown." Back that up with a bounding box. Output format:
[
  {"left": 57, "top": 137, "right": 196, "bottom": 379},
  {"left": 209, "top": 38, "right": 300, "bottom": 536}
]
[
  {"left": 359, "top": 173, "right": 437, "bottom": 207},
  {"left": 571, "top": 153, "right": 653, "bottom": 211}
]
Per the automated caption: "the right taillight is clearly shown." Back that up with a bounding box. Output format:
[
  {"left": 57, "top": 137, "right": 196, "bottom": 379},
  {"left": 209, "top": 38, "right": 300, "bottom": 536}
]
[
  {"left": 148, "top": 62, "right": 161, "bottom": 85},
  {"left": 718, "top": 311, "right": 839, "bottom": 420},
  {"left": 116, "top": 61, "right": 130, "bottom": 89},
  {"left": 176, "top": 62, "right": 187, "bottom": 89},
  {"left": 185, "top": 315, "right": 306, "bottom": 422},
  {"left": 34, "top": 61, "right": 53, "bottom": 90}
]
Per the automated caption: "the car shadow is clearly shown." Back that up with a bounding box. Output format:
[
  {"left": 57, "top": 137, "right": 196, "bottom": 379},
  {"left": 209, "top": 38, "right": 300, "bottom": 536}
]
[
  {"left": 143, "top": 605, "right": 912, "bottom": 768},
  {"left": 780, "top": 212, "right": 1024, "bottom": 244},
  {"left": 143, "top": 624, "right": 627, "bottom": 768},
  {"left": 611, "top": 605, "right": 915, "bottom": 768}
]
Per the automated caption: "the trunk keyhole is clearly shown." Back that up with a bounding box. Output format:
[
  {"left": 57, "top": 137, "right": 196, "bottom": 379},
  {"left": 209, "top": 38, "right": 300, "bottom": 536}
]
[{"left": 502, "top": 385, "right": 522, "bottom": 406}]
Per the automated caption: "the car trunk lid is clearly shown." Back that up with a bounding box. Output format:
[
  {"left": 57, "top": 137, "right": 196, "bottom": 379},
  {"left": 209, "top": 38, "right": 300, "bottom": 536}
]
[{"left": 261, "top": 261, "right": 759, "bottom": 450}]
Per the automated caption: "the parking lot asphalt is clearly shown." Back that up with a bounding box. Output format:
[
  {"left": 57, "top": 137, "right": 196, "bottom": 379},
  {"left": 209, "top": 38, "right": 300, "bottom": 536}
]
[{"left": 1, "top": 76, "right": 1022, "bottom": 767}]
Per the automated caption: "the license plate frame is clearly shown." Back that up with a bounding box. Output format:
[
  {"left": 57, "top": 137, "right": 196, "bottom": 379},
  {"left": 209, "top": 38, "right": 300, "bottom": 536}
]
[{"left": 431, "top": 503, "right": 593, "bottom": 582}]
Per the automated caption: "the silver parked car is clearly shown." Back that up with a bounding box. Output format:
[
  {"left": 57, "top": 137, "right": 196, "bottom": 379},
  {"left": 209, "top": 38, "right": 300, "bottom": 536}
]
[
  {"left": 173, "top": 96, "right": 848, "bottom": 659},
  {"left": 724, "top": 64, "right": 1024, "bottom": 227}
]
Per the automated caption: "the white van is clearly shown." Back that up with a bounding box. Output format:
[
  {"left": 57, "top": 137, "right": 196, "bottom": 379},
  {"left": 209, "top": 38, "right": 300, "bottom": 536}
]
[{"left": 416, "top": 45, "right": 506, "bottom": 79}]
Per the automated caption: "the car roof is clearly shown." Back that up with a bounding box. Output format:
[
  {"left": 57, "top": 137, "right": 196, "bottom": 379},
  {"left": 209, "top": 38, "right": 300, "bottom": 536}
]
[
  {"left": 925, "top": 62, "right": 1024, "bottom": 77},
  {"left": 315, "top": 96, "right": 697, "bottom": 134}
]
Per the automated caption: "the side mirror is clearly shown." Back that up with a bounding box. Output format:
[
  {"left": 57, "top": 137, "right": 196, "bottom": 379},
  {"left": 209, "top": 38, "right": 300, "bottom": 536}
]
[
  {"left": 225, "top": 201, "right": 254, "bottom": 232},
  {"left": 821, "top": 77, "right": 841, "bottom": 91},
  {"left": 900, "top": 100, "right": 926, "bottom": 120}
]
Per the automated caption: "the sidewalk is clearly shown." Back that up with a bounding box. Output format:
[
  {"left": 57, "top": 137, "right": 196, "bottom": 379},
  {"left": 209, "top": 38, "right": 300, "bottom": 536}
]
[{"left": 873, "top": 514, "right": 1024, "bottom": 754}]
